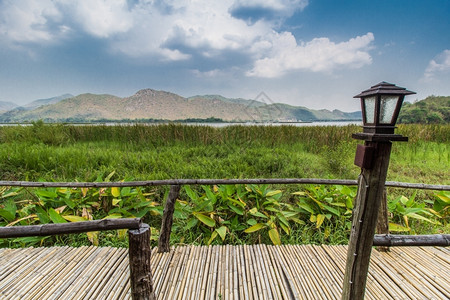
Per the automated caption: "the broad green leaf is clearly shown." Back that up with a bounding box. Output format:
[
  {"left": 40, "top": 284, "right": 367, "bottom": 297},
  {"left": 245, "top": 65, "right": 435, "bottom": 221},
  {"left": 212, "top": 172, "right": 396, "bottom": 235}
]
[
  {"left": 203, "top": 186, "right": 217, "bottom": 204},
  {"left": 207, "top": 231, "right": 218, "bottom": 245},
  {"left": 104, "top": 214, "right": 123, "bottom": 219},
  {"left": 0, "top": 209, "right": 15, "bottom": 222},
  {"left": 323, "top": 205, "right": 340, "bottom": 216},
  {"left": 346, "top": 197, "right": 354, "bottom": 209},
  {"left": 227, "top": 198, "right": 245, "bottom": 208},
  {"left": 105, "top": 171, "right": 116, "bottom": 182},
  {"left": 111, "top": 187, "right": 121, "bottom": 198},
  {"left": 292, "top": 191, "right": 307, "bottom": 196},
  {"left": 0, "top": 200, "right": 17, "bottom": 221},
  {"left": 406, "top": 213, "right": 440, "bottom": 225},
  {"left": 281, "top": 211, "right": 298, "bottom": 218},
  {"left": 63, "top": 215, "right": 87, "bottom": 222},
  {"left": 279, "top": 222, "right": 290, "bottom": 235},
  {"left": 133, "top": 207, "right": 153, "bottom": 218},
  {"left": 298, "top": 202, "right": 315, "bottom": 214},
  {"left": 436, "top": 193, "right": 450, "bottom": 203},
  {"left": 398, "top": 195, "right": 409, "bottom": 205},
  {"left": 87, "top": 231, "right": 99, "bottom": 246},
  {"left": 63, "top": 198, "right": 76, "bottom": 209},
  {"left": 184, "top": 186, "right": 198, "bottom": 202},
  {"left": 316, "top": 214, "right": 326, "bottom": 228},
  {"left": 48, "top": 208, "right": 67, "bottom": 224},
  {"left": 324, "top": 226, "right": 331, "bottom": 239},
  {"left": 268, "top": 228, "right": 281, "bottom": 245},
  {"left": 277, "top": 214, "right": 289, "bottom": 228},
  {"left": 406, "top": 191, "right": 417, "bottom": 207},
  {"left": 290, "top": 217, "right": 306, "bottom": 225},
  {"left": 186, "top": 218, "right": 199, "bottom": 230},
  {"left": 244, "top": 223, "right": 265, "bottom": 233},
  {"left": 389, "top": 223, "right": 410, "bottom": 232},
  {"left": 228, "top": 204, "right": 244, "bottom": 215},
  {"left": 35, "top": 190, "right": 58, "bottom": 199},
  {"left": 247, "top": 218, "right": 257, "bottom": 226},
  {"left": 35, "top": 206, "right": 50, "bottom": 224},
  {"left": 193, "top": 212, "right": 215, "bottom": 227},
  {"left": 265, "top": 190, "right": 282, "bottom": 197},
  {"left": 112, "top": 198, "right": 121, "bottom": 206},
  {"left": 216, "top": 226, "right": 227, "bottom": 241},
  {"left": 121, "top": 187, "right": 132, "bottom": 197},
  {"left": 249, "top": 207, "right": 267, "bottom": 218}
]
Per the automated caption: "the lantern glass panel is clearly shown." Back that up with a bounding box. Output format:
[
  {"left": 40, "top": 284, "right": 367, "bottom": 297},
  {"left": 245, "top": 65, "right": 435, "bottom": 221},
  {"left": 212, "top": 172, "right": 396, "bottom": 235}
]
[
  {"left": 363, "top": 96, "right": 376, "bottom": 124},
  {"left": 380, "top": 95, "right": 398, "bottom": 124}
]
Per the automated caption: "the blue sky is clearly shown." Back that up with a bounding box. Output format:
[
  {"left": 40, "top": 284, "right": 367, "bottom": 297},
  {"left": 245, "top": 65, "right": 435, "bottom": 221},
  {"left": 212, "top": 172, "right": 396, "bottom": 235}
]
[{"left": 0, "top": 0, "right": 449, "bottom": 112}]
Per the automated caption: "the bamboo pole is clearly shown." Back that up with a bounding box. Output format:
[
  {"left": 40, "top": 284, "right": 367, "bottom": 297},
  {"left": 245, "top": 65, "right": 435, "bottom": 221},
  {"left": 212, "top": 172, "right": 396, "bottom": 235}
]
[
  {"left": 128, "top": 223, "right": 156, "bottom": 300},
  {"left": 0, "top": 218, "right": 141, "bottom": 238},
  {"left": 158, "top": 185, "right": 181, "bottom": 253},
  {"left": 373, "top": 234, "right": 450, "bottom": 247},
  {"left": 0, "top": 178, "right": 448, "bottom": 190}
]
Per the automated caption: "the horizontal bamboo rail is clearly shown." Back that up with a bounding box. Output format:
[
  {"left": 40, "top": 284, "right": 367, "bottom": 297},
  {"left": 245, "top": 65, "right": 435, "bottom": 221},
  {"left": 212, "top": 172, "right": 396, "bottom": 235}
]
[
  {"left": 0, "top": 218, "right": 155, "bottom": 300},
  {"left": 0, "top": 178, "right": 448, "bottom": 190},
  {"left": 0, "top": 218, "right": 141, "bottom": 238},
  {"left": 373, "top": 234, "right": 450, "bottom": 247}
]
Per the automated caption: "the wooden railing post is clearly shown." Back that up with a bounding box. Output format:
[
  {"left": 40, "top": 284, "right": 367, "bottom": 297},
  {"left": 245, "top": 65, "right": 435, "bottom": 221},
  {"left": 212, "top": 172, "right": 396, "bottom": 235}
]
[
  {"left": 342, "top": 141, "right": 393, "bottom": 300},
  {"left": 158, "top": 185, "right": 181, "bottom": 253},
  {"left": 376, "top": 188, "right": 390, "bottom": 252},
  {"left": 128, "top": 223, "right": 156, "bottom": 300}
]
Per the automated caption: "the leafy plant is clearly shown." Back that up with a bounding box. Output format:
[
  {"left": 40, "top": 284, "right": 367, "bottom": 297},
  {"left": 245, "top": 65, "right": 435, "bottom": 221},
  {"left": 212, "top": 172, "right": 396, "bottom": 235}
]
[
  {"left": 388, "top": 191, "right": 442, "bottom": 232},
  {"left": 292, "top": 185, "right": 354, "bottom": 240},
  {"left": 0, "top": 174, "right": 163, "bottom": 247}
]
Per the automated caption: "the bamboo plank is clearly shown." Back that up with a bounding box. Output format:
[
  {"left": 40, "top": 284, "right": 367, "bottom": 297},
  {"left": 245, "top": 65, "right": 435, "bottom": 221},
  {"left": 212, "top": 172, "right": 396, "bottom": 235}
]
[
  {"left": 267, "top": 245, "right": 297, "bottom": 299},
  {"left": 281, "top": 245, "right": 318, "bottom": 299},
  {"left": 158, "top": 246, "right": 185, "bottom": 299},
  {"left": 244, "top": 244, "right": 258, "bottom": 299},
  {"left": 0, "top": 247, "right": 64, "bottom": 294},
  {"left": 24, "top": 246, "right": 92, "bottom": 299},
  {"left": 277, "top": 245, "right": 309, "bottom": 298},
  {"left": 3, "top": 246, "right": 76, "bottom": 298},
  {"left": 1, "top": 245, "right": 450, "bottom": 300},
  {"left": 390, "top": 247, "right": 450, "bottom": 298}
]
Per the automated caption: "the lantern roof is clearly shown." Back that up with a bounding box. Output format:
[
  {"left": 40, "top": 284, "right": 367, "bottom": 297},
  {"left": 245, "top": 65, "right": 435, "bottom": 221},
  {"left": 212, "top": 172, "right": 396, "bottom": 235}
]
[{"left": 354, "top": 82, "right": 416, "bottom": 98}]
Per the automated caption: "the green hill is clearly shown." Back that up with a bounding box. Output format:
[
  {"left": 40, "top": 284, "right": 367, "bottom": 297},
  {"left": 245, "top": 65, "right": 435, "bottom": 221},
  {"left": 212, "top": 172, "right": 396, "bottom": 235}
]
[
  {"left": 0, "top": 89, "right": 361, "bottom": 123},
  {"left": 399, "top": 96, "right": 450, "bottom": 124}
]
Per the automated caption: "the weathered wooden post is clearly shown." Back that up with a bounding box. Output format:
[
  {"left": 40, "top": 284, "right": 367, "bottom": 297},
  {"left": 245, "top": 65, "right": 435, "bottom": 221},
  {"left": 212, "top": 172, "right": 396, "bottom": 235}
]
[
  {"left": 342, "top": 82, "right": 415, "bottom": 300},
  {"left": 158, "top": 185, "right": 181, "bottom": 253},
  {"left": 376, "top": 188, "right": 390, "bottom": 252},
  {"left": 129, "top": 223, "right": 156, "bottom": 300}
]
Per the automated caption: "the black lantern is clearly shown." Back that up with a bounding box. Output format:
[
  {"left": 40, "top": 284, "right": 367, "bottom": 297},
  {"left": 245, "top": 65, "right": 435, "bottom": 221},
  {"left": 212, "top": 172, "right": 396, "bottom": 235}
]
[{"left": 354, "top": 82, "right": 415, "bottom": 135}]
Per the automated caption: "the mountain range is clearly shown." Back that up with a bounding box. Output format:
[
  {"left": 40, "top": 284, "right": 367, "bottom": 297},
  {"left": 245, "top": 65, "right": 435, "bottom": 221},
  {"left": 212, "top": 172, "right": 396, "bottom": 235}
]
[{"left": 0, "top": 89, "right": 361, "bottom": 123}]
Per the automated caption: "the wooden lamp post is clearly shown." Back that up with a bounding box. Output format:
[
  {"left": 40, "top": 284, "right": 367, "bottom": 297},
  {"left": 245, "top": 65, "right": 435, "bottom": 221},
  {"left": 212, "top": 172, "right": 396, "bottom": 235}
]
[{"left": 342, "top": 82, "right": 415, "bottom": 300}]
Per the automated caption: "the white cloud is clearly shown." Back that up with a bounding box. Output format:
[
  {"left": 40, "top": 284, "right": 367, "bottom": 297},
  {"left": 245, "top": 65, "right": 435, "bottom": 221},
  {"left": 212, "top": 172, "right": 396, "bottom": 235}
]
[
  {"left": 0, "top": 0, "right": 374, "bottom": 75},
  {"left": 60, "top": 0, "right": 134, "bottom": 38},
  {"left": 0, "top": 0, "right": 65, "bottom": 44},
  {"left": 423, "top": 50, "right": 450, "bottom": 81},
  {"left": 247, "top": 32, "right": 375, "bottom": 77}
]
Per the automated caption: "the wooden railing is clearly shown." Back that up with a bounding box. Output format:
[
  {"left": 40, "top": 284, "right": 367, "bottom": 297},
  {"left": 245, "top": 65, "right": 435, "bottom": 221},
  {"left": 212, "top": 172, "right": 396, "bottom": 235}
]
[
  {"left": 1, "top": 178, "right": 449, "bottom": 299},
  {"left": 0, "top": 218, "right": 156, "bottom": 300}
]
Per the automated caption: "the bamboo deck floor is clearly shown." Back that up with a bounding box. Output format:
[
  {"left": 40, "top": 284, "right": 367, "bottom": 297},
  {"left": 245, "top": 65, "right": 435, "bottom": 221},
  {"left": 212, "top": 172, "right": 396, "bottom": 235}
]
[{"left": 0, "top": 245, "right": 449, "bottom": 299}]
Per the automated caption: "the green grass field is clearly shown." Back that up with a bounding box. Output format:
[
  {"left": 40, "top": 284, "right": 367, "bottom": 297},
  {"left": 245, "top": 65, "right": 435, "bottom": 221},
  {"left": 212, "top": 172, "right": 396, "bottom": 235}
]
[{"left": 0, "top": 123, "right": 448, "bottom": 248}]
